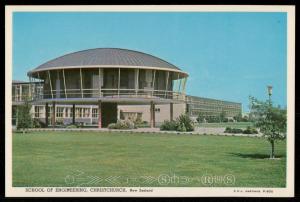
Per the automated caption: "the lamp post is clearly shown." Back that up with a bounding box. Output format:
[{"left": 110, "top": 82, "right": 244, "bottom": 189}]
[
  {"left": 267, "top": 85, "right": 273, "bottom": 106},
  {"left": 267, "top": 85, "right": 274, "bottom": 159}
]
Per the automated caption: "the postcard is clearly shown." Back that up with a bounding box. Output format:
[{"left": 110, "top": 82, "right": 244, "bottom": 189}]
[{"left": 5, "top": 5, "right": 295, "bottom": 197}]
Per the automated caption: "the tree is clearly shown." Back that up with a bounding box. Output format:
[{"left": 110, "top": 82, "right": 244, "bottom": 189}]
[
  {"left": 234, "top": 113, "right": 243, "bottom": 122},
  {"left": 249, "top": 96, "right": 286, "bottom": 158},
  {"left": 17, "top": 98, "right": 33, "bottom": 133},
  {"left": 219, "top": 110, "right": 226, "bottom": 122},
  {"left": 197, "top": 112, "right": 205, "bottom": 123}
]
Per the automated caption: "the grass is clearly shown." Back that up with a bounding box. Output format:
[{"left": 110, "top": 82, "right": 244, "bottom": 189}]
[
  {"left": 197, "top": 122, "right": 253, "bottom": 128},
  {"left": 13, "top": 131, "right": 286, "bottom": 187}
]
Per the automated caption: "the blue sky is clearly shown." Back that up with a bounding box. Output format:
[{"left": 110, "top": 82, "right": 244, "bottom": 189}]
[{"left": 12, "top": 12, "right": 287, "bottom": 112}]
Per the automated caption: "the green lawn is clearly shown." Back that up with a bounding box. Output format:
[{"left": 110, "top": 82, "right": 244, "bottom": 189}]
[
  {"left": 197, "top": 122, "right": 253, "bottom": 128},
  {"left": 13, "top": 131, "right": 286, "bottom": 187}
]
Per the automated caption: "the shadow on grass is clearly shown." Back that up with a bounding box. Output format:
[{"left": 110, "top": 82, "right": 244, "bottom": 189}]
[{"left": 229, "top": 152, "right": 285, "bottom": 159}]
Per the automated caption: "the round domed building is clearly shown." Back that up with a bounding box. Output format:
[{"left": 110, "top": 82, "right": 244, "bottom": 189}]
[{"left": 27, "top": 48, "right": 188, "bottom": 128}]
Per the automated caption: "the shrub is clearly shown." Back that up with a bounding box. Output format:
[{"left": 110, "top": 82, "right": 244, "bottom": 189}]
[
  {"left": 224, "top": 127, "right": 243, "bottom": 134},
  {"left": 55, "top": 119, "right": 64, "bottom": 126},
  {"left": 224, "top": 127, "right": 231, "bottom": 133},
  {"left": 232, "top": 128, "right": 244, "bottom": 133},
  {"left": 134, "top": 115, "right": 143, "bottom": 124},
  {"left": 66, "top": 124, "right": 78, "bottom": 128},
  {"left": 197, "top": 112, "right": 206, "bottom": 123},
  {"left": 243, "top": 126, "right": 258, "bottom": 134},
  {"left": 32, "top": 119, "right": 41, "bottom": 128},
  {"left": 225, "top": 126, "right": 258, "bottom": 134},
  {"left": 109, "top": 120, "right": 135, "bottom": 130},
  {"left": 135, "top": 122, "right": 150, "bottom": 128},
  {"left": 177, "top": 122, "right": 187, "bottom": 132},
  {"left": 160, "top": 120, "right": 178, "bottom": 131},
  {"left": 108, "top": 123, "right": 117, "bottom": 129},
  {"left": 17, "top": 100, "right": 33, "bottom": 131},
  {"left": 176, "top": 114, "right": 194, "bottom": 132},
  {"left": 160, "top": 114, "right": 194, "bottom": 132}
]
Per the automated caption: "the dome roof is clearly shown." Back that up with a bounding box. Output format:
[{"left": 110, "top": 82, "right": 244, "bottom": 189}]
[{"left": 31, "top": 48, "right": 183, "bottom": 72}]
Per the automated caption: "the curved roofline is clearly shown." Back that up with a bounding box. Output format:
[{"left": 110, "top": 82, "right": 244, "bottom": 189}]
[
  {"left": 43, "top": 47, "right": 180, "bottom": 68},
  {"left": 28, "top": 65, "right": 189, "bottom": 77},
  {"left": 32, "top": 47, "right": 183, "bottom": 72}
]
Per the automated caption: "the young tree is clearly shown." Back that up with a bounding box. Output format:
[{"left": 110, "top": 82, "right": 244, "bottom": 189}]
[
  {"left": 197, "top": 112, "right": 205, "bottom": 123},
  {"left": 234, "top": 112, "right": 243, "bottom": 122},
  {"left": 17, "top": 98, "right": 33, "bottom": 134},
  {"left": 219, "top": 110, "right": 226, "bottom": 122},
  {"left": 249, "top": 96, "right": 286, "bottom": 158}
]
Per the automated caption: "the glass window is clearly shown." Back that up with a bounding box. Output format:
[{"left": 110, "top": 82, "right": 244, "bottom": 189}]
[
  {"left": 70, "top": 108, "right": 73, "bottom": 117},
  {"left": 102, "top": 68, "right": 118, "bottom": 96},
  {"left": 92, "top": 108, "right": 98, "bottom": 118},
  {"left": 64, "top": 69, "right": 81, "bottom": 98},
  {"left": 34, "top": 106, "right": 43, "bottom": 118},
  {"left": 56, "top": 107, "right": 64, "bottom": 118},
  {"left": 65, "top": 108, "right": 69, "bottom": 118},
  {"left": 76, "top": 108, "right": 82, "bottom": 118},
  {"left": 82, "top": 108, "right": 90, "bottom": 118},
  {"left": 82, "top": 68, "right": 99, "bottom": 98}
]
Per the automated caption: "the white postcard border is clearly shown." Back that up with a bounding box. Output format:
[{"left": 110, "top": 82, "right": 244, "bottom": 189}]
[{"left": 5, "top": 5, "right": 295, "bottom": 197}]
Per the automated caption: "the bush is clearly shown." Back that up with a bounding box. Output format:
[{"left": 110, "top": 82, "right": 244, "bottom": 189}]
[
  {"left": 224, "top": 127, "right": 243, "bottom": 134},
  {"left": 160, "top": 114, "right": 194, "bottom": 132},
  {"left": 160, "top": 120, "right": 178, "bottom": 131},
  {"left": 17, "top": 101, "right": 33, "bottom": 131},
  {"left": 197, "top": 113, "right": 205, "bottom": 123},
  {"left": 224, "top": 127, "right": 231, "bottom": 133},
  {"left": 135, "top": 122, "right": 150, "bottom": 128},
  {"left": 108, "top": 123, "right": 117, "bottom": 129},
  {"left": 55, "top": 119, "right": 64, "bottom": 126},
  {"left": 134, "top": 115, "right": 143, "bottom": 124},
  {"left": 225, "top": 126, "right": 258, "bottom": 134},
  {"left": 109, "top": 120, "right": 135, "bottom": 130},
  {"left": 32, "top": 119, "right": 41, "bottom": 128},
  {"left": 243, "top": 126, "right": 258, "bottom": 134},
  {"left": 176, "top": 114, "right": 194, "bottom": 132},
  {"left": 66, "top": 124, "right": 78, "bottom": 128}
]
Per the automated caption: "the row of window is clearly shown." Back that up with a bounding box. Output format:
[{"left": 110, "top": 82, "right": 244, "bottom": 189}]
[
  {"left": 34, "top": 106, "right": 161, "bottom": 119},
  {"left": 34, "top": 106, "right": 99, "bottom": 118},
  {"left": 187, "top": 98, "right": 241, "bottom": 107},
  {"left": 190, "top": 109, "right": 241, "bottom": 116}
]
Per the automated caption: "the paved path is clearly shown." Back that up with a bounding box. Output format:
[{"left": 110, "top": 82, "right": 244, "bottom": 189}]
[{"left": 23, "top": 127, "right": 262, "bottom": 138}]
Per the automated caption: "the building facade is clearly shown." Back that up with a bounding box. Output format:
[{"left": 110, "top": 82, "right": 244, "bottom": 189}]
[
  {"left": 186, "top": 95, "right": 242, "bottom": 120},
  {"left": 12, "top": 48, "right": 242, "bottom": 128}
]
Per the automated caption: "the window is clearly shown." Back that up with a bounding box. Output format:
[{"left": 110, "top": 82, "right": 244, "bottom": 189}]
[
  {"left": 70, "top": 108, "right": 73, "bottom": 117},
  {"left": 83, "top": 108, "right": 90, "bottom": 118},
  {"left": 48, "top": 107, "right": 52, "bottom": 118},
  {"left": 155, "top": 108, "right": 160, "bottom": 113},
  {"left": 92, "top": 108, "right": 98, "bottom": 118},
  {"left": 34, "top": 106, "right": 43, "bottom": 118},
  {"left": 65, "top": 108, "right": 69, "bottom": 118},
  {"left": 56, "top": 107, "right": 64, "bottom": 118},
  {"left": 76, "top": 108, "right": 82, "bottom": 118}
]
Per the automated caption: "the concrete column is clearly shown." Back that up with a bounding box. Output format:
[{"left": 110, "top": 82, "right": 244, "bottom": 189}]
[
  {"left": 150, "top": 101, "right": 155, "bottom": 128},
  {"left": 170, "top": 103, "right": 173, "bottom": 121},
  {"left": 45, "top": 103, "right": 49, "bottom": 127},
  {"left": 72, "top": 104, "right": 75, "bottom": 124},
  {"left": 98, "top": 100, "right": 102, "bottom": 128},
  {"left": 90, "top": 105, "right": 93, "bottom": 125},
  {"left": 52, "top": 102, "right": 56, "bottom": 127}
]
